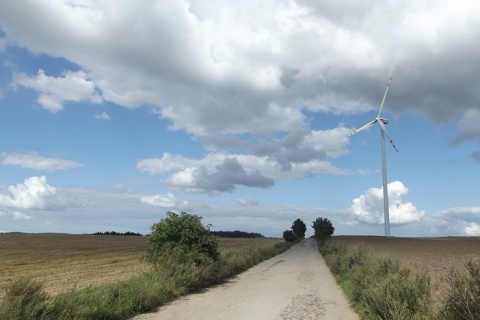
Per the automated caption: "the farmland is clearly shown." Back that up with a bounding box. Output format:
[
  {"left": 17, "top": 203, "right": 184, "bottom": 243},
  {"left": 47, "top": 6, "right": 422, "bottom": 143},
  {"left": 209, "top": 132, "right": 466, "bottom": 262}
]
[
  {"left": 0, "top": 233, "right": 283, "bottom": 299},
  {"left": 332, "top": 236, "right": 480, "bottom": 301},
  {"left": 333, "top": 236, "right": 480, "bottom": 279}
]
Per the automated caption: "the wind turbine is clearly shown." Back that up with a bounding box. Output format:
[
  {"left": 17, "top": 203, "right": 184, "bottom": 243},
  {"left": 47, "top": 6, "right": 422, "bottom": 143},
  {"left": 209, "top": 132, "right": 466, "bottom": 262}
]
[{"left": 349, "top": 71, "right": 398, "bottom": 237}]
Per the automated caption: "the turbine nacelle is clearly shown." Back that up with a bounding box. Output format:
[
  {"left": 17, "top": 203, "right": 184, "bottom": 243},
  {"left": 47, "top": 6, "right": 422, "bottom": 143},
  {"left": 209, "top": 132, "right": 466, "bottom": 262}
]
[{"left": 378, "top": 117, "right": 389, "bottom": 124}]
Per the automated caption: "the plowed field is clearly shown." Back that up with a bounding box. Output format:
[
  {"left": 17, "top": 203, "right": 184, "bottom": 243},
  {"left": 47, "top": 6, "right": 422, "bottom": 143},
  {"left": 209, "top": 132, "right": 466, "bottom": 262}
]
[
  {"left": 333, "top": 236, "right": 480, "bottom": 299},
  {"left": 0, "top": 233, "right": 282, "bottom": 299},
  {"left": 0, "top": 234, "right": 150, "bottom": 298}
]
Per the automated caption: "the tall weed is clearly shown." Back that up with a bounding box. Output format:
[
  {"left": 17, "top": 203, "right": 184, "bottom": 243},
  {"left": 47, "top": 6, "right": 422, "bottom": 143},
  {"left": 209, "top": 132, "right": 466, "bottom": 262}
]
[
  {"left": 319, "top": 240, "right": 433, "bottom": 320},
  {"left": 441, "top": 258, "right": 480, "bottom": 320},
  {"left": 0, "top": 277, "right": 50, "bottom": 320}
]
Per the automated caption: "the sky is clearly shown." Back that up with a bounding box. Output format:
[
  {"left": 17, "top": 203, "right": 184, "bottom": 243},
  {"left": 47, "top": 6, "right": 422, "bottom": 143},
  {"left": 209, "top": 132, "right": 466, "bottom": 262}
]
[{"left": 0, "top": 0, "right": 479, "bottom": 237}]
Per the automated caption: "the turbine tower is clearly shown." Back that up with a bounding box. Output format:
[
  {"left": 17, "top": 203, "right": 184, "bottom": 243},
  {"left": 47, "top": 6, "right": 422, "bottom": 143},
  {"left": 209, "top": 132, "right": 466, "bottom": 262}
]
[{"left": 349, "top": 71, "right": 398, "bottom": 237}]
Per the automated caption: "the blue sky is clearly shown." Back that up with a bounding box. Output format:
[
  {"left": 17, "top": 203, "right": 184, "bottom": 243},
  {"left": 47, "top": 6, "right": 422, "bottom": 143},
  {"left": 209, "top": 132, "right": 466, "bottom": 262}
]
[{"left": 0, "top": 1, "right": 479, "bottom": 237}]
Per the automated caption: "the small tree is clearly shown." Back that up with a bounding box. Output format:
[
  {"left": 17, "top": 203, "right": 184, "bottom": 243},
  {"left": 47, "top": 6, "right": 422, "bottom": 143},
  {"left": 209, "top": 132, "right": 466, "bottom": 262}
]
[
  {"left": 283, "top": 229, "right": 297, "bottom": 242},
  {"left": 144, "top": 211, "right": 219, "bottom": 266},
  {"left": 312, "top": 217, "right": 335, "bottom": 240},
  {"left": 291, "top": 218, "right": 307, "bottom": 238}
]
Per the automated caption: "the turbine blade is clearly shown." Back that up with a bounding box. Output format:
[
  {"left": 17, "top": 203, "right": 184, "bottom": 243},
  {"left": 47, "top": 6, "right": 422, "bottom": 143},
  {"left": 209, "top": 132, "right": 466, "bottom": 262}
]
[
  {"left": 377, "top": 70, "right": 395, "bottom": 118},
  {"left": 378, "top": 120, "right": 399, "bottom": 152},
  {"left": 349, "top": 119, "right": 377, "bottom": 137}
]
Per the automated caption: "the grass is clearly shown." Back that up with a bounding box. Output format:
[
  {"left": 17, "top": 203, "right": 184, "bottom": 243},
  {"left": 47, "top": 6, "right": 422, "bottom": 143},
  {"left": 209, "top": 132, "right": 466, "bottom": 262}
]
[
  {"left": 318, "top": 239, "right": 480, "bottom": 320},
  {"left": 0, "top": 234, "right": 293, "bottom": 319}
]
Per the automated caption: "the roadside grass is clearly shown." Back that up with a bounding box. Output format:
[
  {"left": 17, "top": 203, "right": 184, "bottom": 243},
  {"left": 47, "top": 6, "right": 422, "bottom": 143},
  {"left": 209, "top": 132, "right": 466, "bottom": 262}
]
[
  {"left": 318, "top": 239, "right": 480, "bottom": 320},
  {"left": 0, "top": 238, "right": 293, "bottom": 320}
]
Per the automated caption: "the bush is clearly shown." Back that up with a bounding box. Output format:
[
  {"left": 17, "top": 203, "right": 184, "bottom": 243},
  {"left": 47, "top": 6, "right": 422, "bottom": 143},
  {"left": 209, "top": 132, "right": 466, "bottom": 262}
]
[
  {"left": 442, "top": 258, "right": 480, "bottom": 320},
  {"left": 283, "top": 229, "right": 297, "bottom": 242},
  {"left": 144, "top": 211, "right": 219, "bottom": 266},
  {"left": 312, "top": 217, "right": 334, "bottom": 239}
]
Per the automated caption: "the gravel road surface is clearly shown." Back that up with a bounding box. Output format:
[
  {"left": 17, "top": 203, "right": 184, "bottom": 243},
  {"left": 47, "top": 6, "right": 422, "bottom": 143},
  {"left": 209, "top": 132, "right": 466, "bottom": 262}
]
[{"left": 133, "top": 238, "right": 359, "bottom": 320}]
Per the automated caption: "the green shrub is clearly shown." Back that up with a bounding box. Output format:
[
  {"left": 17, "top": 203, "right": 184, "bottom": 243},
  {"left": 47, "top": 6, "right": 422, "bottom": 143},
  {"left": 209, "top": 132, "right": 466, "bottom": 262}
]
[
  {"left": 144, "top": 211, "right": 219, "bottom": 266},
  {"left": 312, "top": 217, "right": 334, "bottom": 240},
  {"left": 283, "top": 229, "right": 297, "bottom": 242},
  {"left": 442, "top": 258, "right": 480, "bottom": 320}
]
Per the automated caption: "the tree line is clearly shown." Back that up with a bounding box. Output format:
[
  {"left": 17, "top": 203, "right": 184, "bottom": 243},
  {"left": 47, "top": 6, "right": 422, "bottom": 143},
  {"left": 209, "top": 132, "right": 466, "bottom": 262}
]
[
  {"left": 283, "top": 217, "right": 334, "bottom": 242},
  {"left": 92, "top": 231, "right": 143, "bottom": 236},
  {"left": 210, "top": 230, "right": 264, "bottom": 238}
]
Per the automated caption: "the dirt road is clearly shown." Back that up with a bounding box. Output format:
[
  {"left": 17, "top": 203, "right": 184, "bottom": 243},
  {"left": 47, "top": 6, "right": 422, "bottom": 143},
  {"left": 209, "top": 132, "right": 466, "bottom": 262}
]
[{"left": 133, "top": 238, "right": 359, "bottom": 320}]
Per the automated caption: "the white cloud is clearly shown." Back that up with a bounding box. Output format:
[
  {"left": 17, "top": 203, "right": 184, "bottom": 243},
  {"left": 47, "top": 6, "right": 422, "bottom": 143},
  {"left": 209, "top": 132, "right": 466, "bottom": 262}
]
[
  {"left": 438, "top": 206, "right": 480, "bottom": 217},
  {"left": 164, "top": 157, "right": 274, "bottom": 193},
  {"left": 0, "top": 209, "right": 31, "bottom": 221},
  {"left": 463, "top": 222, "right": 480, "bottom": 236},
  {"left": 140, "top": 193, "right": 188, "bottom": 208},
  {"left": 94, "top": 112, "right": 110, "bottom": 120},
  {"left": 237, "top": 198, "right": 259, "bottom": 207},
  {"left": 0, "top": 176, "right": 56, "bottom": 209},
  {"left": 12, "top": 211, "right": 31, "bottom": 220},
  {"left": 350, "top": 181, "right": 425, "bottom": 225},
  {"left": 436, "top": 207, "right": 480, "bottom": 236},
  {"left": 136, "top": 125, "right": 349, "bottom": 194},
  {"left": 2, "top": 152, "right": 83, "bottom": 172},
  {"left": 12, "top": 69, "right": 102, "bottom": 113},
  {"left": 137, "top": 148, "right": 346, "bottom": 193},
  {"left": 1, "top": 0, "right": 479, "bottom": 137}
]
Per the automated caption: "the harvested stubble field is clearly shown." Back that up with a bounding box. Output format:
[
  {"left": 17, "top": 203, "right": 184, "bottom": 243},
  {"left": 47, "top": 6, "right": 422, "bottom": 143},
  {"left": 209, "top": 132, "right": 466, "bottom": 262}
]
[
  {"left": 0, "top": 233, "right": 282, "bottom": 300},
  {"left": 333, "top": 235, "right": 480, "bottom": 298}
]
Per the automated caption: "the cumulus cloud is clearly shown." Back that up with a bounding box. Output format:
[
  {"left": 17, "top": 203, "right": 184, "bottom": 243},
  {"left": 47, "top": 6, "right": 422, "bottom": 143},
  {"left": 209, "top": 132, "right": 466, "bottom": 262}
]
[
  {"left": 137, "top": 147, "right": 346, "bottom": 193},
  {"left": 463, "top": 222, "right": 480, "bottom": 236},
  {"left": 2, "top": 152, "right": 83, "bottom": 172},
  {"left": 163, "top": 157, "right": 274, "bottom": 193},
  {"left": 140, "top": 193, "right": 188, "bottom": 208},
  {"left": 0, "top": 1, "right": 479, "bottom": 138},
  {"left": 253, "top": 127, "right": 351, "bottom": 171},
  {"left": 422, "top": 207, "right": 480, "bottom": 236},
  {"left": 136, "top": 125, "right": 349, "bottom": 194},
  {"left": 0, "top": 176, "right": 56, "bottom": 209},
  {"left": 438, "top": 206, "right": 480, "bottom": 218},
  {"left": 12, "top": 69, "right": 102, "bottom": 113},
  {"left": 350, "top": 181, "right": 425, "bottom": 225}
]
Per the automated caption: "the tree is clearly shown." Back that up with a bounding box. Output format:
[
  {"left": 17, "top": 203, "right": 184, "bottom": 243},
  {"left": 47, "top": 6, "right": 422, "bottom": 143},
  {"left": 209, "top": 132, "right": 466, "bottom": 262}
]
[
  {"left": 312, "top": 217, "right": 335, "bottom": 240},
  {"left": 283, "top": 229, "right": 297, "bottom": 242},
  {"left": 144, "top": 211, "right": 219, "bottom": 266},
  {"left": 291, "top": 218, "right": 307, "bottom": 238}
]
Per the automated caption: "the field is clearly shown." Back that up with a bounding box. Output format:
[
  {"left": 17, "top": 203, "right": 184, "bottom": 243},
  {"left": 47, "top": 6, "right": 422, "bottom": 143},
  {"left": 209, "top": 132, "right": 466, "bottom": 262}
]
[
  {"left": 333, "top": 235, "right": 480, "bottom": 298},
  {"left": 0, "top": 233, "right": 282, "bottom": 299}
]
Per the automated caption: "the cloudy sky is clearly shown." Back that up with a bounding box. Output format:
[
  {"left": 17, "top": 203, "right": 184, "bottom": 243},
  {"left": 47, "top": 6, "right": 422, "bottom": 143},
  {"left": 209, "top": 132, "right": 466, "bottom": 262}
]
[{"left": 0, "top": 0, "right": 479, "bottom": 237}]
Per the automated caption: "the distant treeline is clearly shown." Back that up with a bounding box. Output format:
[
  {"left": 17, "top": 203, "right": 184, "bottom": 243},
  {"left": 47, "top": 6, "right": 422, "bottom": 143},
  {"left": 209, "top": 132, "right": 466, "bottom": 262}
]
[
  {"left": 210, "top": 230, "right": 265, "bottom": 238},
  {"left": 92, "top": 231, "right": 143, "bottom": 236}
]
